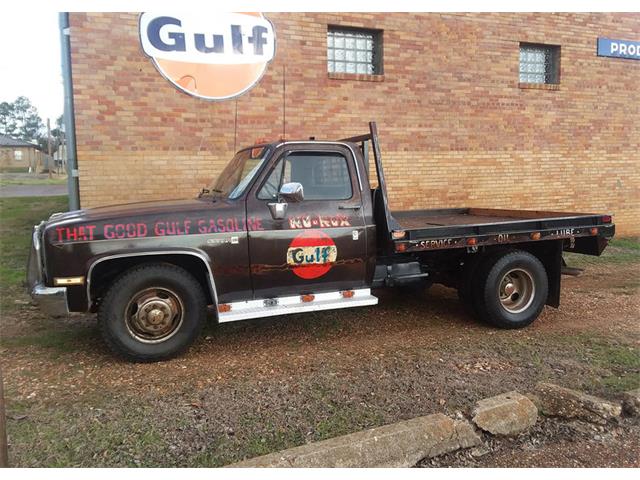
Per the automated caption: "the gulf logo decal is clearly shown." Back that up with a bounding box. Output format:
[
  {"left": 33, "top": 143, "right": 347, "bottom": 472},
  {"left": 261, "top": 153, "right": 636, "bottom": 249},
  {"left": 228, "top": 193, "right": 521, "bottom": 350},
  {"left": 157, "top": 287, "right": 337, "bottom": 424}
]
[
  {"left": 286, "top": 231, "right": 337, "bottom": 280},
  {"left": 139, "top": 12, "right": 275, "bottom": 100}
]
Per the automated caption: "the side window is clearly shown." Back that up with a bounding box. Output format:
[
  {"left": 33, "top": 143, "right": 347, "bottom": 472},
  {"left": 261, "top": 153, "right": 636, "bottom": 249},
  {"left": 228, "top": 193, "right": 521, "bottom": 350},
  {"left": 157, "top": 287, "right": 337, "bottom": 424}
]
[
  {"left": 258, "top": 152, "right": 353, "bottom": 201},
  {"left": 257, "top": 159, "right": 284, "bottom": 200}
]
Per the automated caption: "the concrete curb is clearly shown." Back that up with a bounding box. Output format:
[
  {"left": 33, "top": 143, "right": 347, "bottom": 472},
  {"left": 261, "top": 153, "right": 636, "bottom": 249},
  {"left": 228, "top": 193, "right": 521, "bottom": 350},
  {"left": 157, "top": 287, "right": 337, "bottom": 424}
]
[
  {"left": 228, "top": 384, "right": 627, "bottom": 468},
  {"left": 536, "top": 382, "right": 622, "bottom": 424},
  {"left": 472, "top": 391, "right": 538, "bottom": 436},
  {"left": 228, "top": 413, "right": 481, "bottom": 468}
]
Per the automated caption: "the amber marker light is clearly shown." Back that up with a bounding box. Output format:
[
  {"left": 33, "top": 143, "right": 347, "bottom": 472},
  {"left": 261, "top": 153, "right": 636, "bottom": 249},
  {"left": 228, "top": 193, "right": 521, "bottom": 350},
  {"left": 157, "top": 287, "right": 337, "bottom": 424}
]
[
  {"left": 601, "top": 215, "right": 612, "bottom": 223},
  {"left": 590, "top": 227, "right": 599, "bottom": 236},
  {"left": 341, "top": 290, "right": 355, "bottom": 298},
  {"left": 466, "top": 238, "right": 477, "bottom": 246},
  {"left": 218, "top": 304, "right": 232, "bottom": 313},
  {"left": 53, "top": 276, "right": 85, "bottom": 286},
  {"left": 530, "top": 232, "right": 541, "bottom": 240},
  {"left": 395, "top": 243, "right": 407, "bottom": 253},
  {"left": 301, "top": 294, "right": 315, "bottom": 303}
]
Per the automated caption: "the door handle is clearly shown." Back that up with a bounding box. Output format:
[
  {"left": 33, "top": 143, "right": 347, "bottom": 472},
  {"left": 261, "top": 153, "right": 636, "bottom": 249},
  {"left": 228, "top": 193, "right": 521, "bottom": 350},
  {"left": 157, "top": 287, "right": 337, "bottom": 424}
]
[{"left": 338, "top": 205, "right": 361, "bottom": 210}]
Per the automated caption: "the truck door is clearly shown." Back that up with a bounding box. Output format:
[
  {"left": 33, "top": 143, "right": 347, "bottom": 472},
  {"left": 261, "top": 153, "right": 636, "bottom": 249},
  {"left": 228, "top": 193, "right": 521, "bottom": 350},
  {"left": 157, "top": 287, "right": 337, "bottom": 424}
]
[{"left": 246, "top": 144, "right": 367, "bottom": 299}]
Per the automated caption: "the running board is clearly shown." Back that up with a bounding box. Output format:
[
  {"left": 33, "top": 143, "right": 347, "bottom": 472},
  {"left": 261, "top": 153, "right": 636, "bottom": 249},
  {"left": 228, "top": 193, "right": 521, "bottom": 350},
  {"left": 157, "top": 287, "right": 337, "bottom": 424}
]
[{"left": 217, "top": 288, "right": 378, "bottom": 323}]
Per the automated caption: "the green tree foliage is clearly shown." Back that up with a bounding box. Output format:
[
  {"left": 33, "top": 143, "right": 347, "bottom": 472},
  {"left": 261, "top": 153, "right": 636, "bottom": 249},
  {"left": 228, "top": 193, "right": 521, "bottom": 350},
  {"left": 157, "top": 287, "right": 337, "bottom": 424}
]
[
  {"left": 0, "top": 101, "right": 17, "bottom": 136},
  {"left": 0, "top": 97, "right": 65, "bottom": 154},
  {"left": 11, "top": 96, "right": 44, "bottom": 142}
]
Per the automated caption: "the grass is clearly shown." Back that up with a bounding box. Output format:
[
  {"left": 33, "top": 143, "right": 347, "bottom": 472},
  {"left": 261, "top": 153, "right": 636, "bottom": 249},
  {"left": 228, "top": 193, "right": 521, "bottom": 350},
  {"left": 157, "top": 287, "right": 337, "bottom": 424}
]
[
  {"left": 7, "top": 399, "right": 167, "bottom": 467},
  {"left": 0, "top": 177, "right": 68, "bottom": 186},
  {"left": 0, "top": 325, "right": 98, "bottom": 355},
  {"left": 0, "top": 196, "right": 69, "bottom": 312},
  {"left": 564, "top": 237, "right": 640, "bottom": 267},
  {"left": 555, "top": 333, "right": 640, "bottom": 394}
]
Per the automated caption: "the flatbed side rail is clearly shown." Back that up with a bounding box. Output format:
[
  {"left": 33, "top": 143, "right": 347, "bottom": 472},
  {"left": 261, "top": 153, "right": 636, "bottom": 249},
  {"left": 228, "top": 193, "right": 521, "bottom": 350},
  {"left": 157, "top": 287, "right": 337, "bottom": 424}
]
[
  {"left": 402, "top": 213, "right": 611, "bottom": 240},
  {"left": 394, "top": 222, "right": 614, "bottom": 254}
]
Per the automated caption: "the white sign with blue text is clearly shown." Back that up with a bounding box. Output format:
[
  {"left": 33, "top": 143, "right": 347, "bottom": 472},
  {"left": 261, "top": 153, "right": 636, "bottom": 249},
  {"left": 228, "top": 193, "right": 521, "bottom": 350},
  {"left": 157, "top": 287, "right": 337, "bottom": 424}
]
[{"left": 597, "top": 38, "right": 640, "bottom": 60}]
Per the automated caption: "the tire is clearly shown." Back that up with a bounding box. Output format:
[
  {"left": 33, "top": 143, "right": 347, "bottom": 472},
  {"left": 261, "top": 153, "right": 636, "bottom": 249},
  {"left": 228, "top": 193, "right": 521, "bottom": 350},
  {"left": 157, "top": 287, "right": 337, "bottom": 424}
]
[
  {"left": 472, "top": 250, "right": 548, "bottom": 329},
  {"left": 97, "top": 263, "right": 207, "bottom": 362}
]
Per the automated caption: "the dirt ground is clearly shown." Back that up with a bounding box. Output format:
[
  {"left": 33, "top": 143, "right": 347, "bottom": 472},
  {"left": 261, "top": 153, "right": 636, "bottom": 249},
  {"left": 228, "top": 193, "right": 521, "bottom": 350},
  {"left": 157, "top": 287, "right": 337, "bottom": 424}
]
[{"left": 1, "top": 233, "right": 639, "bottom": 467}]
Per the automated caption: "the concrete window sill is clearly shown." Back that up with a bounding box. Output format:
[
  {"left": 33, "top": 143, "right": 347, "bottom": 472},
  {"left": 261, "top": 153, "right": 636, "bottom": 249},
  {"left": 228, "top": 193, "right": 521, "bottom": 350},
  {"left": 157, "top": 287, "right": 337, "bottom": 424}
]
[
  {"left": 328, "top": 72, "right": 385, "bottom": 82},
  {"left": 518, "top": 82, "right": 560, "bottom": 91}
]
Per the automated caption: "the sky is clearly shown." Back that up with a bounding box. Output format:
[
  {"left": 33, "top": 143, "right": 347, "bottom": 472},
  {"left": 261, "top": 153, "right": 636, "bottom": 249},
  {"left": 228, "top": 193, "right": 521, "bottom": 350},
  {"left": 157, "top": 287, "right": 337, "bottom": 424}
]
[{"left": 0, "top": 12, "right": 64, "bottom": 123}]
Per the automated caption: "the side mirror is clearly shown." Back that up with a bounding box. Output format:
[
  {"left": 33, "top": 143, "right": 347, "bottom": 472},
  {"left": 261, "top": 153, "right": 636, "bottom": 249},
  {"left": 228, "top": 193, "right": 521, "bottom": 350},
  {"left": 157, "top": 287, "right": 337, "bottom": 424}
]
[{"left": 279, "top": 182, "right": 304, "bottom": 203}]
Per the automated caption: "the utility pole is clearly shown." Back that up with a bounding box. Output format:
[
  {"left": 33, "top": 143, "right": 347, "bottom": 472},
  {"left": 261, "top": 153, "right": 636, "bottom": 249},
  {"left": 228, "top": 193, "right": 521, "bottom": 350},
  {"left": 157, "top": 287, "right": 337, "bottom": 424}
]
[
  {"left": 0, "top": 369, "right": 8, "bottom": 467},
  {"left": 47, "top": 118, "right": 53, "bottom": 179}
]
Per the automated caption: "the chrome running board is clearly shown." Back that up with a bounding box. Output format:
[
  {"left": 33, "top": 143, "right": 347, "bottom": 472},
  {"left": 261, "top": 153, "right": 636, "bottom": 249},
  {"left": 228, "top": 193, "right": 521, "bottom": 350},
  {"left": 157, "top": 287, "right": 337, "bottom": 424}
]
[{"left": 217, "top": 288, "right": 378, "bottom": 323}]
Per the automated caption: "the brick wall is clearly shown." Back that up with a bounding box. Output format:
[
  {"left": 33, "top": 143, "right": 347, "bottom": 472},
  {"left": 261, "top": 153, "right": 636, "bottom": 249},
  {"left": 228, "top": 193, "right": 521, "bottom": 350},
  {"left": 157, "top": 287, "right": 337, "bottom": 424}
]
[{"left": 69, "top": 13, "right": 639, "bottom": 235}]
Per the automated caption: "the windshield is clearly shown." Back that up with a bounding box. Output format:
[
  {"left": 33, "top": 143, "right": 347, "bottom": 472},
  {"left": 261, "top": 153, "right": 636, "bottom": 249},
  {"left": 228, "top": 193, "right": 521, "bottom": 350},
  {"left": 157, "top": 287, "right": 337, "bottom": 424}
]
[{"left": 203, "top": 146, "right": 270, "bottom": 199}]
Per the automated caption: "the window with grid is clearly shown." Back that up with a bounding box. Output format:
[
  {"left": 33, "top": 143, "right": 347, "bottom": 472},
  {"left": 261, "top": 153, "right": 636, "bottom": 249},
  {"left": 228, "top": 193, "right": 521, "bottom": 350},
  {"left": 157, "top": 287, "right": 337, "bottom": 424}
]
[
  {"left": 327, "top": 27, "right": 382, "bottom": 75},
  {"left": 519, "top": 43, "right": 560, "bottom": 84}
]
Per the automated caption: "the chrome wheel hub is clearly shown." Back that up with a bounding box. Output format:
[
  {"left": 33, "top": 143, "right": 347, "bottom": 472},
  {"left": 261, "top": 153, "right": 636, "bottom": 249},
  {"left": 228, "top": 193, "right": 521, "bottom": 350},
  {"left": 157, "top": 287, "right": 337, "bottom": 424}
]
[
  {"left": 125, "top": 288, "right": 184, "bottom": 343},
  {"left": 498, "top": 269, "right": 535, "bottom": 314}
]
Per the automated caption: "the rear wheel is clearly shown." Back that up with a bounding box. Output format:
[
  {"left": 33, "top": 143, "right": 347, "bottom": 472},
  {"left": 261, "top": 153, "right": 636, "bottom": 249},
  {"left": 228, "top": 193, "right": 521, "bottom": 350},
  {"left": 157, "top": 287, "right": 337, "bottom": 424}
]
[
  {"left": 98, "top": 263, "right": 207, "bottom": 362},
  {"left": 472, "top": 250, "right": 548, "bottom": 329}
]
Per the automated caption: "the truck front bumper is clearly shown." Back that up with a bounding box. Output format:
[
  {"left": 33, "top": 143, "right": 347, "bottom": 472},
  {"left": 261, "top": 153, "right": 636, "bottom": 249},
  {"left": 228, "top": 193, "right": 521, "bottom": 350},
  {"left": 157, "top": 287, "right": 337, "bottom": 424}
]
[
  {"left": 31, "top": 283, "right": 68, "bottom": 317},
  {"left": 27, "top": 222, "right": 69, "bottom": 317}
]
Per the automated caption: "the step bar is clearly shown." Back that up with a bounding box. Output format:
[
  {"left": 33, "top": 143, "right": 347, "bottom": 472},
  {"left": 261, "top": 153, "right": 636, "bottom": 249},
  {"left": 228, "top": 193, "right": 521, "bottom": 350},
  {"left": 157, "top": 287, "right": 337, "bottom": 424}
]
[{"left": 217, "top": 288, "right": 378, "bottom": 323}]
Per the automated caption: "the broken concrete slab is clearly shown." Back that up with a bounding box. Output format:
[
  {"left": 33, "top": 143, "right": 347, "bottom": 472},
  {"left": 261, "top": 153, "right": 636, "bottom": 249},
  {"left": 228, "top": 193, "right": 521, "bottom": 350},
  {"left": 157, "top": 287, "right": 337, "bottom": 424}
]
[
  {"left": 622, "top": 388, "right": 640, "bottom": 417},
  {"left": 536, "top": 382, "right": 622, "bottom": 424},
  {"left": 472, "top": 391, "right": 537, "bottom": 435},
  {"left": 228, "top": 413, "right": 481, "bottom": 468}
]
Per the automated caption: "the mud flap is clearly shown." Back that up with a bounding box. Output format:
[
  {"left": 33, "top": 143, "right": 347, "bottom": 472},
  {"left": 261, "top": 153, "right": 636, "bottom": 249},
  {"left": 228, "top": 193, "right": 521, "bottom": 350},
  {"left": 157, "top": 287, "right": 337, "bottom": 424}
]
[
  {"left": 544, "top": 241, "right": 563, "bottom": 308},
  {"left": 565, "top": 235, "right": 610, "bottom": 256}
]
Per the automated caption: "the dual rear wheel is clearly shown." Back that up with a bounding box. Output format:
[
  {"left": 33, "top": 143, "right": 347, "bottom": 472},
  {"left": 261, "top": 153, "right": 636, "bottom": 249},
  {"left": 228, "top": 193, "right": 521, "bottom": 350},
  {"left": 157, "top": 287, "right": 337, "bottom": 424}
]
[{"left": 459, "top": 250, "right": 548, "bottom": 329}]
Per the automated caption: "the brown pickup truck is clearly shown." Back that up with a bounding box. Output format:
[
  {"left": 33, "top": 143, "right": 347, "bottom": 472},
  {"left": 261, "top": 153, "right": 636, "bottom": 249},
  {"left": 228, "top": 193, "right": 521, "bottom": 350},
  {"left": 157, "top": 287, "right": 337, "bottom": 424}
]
[{"left": 27, "top": 123, "right": 615, "bottom": 361}]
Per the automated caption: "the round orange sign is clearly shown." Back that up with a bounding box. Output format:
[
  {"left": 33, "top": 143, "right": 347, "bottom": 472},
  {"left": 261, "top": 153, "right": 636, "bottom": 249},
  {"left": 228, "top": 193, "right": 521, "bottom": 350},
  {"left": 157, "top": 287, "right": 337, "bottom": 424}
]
[{"left": 140, "top": 12, "right": 275, "bottom": 100}]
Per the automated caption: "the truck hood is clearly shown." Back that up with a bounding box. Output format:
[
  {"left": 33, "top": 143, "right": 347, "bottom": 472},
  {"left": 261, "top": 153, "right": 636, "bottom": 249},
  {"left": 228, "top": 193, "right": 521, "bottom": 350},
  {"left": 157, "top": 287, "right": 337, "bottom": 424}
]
[{"left": 46, "top": 198, "right": 228, "bottom": 226}]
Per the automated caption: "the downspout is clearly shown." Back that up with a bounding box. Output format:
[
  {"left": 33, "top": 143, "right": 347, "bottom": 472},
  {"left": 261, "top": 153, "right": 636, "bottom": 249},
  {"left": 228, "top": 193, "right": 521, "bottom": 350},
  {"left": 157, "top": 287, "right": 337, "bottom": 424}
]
[{"left": 59, "top": 12, "right": 80, "bottom": 210}]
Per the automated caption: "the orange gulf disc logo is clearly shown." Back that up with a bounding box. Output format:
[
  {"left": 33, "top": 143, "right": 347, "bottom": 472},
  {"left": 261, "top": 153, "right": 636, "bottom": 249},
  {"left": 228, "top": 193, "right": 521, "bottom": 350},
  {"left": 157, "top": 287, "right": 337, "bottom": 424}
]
[
  {"left": 139, "top": 12, "right": 275, "bottom": 100},
  {"left": 286, "top": 231, "right": 338, "bottom": 280}
]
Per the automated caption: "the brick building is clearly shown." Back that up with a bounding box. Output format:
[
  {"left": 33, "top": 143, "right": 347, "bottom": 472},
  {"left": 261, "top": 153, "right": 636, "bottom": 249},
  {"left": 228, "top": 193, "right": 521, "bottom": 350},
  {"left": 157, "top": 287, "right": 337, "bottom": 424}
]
[
  {"left": 66, "top": 13, "right": 639, "bottom": 235},
  {"left": 0, "top": 134, "right": 46, "bottom": 169}
]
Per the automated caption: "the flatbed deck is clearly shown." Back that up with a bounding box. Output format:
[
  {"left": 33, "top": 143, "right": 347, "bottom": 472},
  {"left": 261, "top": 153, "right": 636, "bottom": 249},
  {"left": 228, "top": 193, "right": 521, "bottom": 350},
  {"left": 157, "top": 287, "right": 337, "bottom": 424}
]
[{"left": 391, "top": 208, "right": 614, "bottom": 253}]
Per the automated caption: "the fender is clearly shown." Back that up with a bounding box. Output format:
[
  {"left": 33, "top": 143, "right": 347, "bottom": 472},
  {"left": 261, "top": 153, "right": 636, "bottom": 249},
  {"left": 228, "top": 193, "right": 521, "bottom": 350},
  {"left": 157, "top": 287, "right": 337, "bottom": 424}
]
[{"left": 86, "top": 249, "right": 218, "bottom": 308}]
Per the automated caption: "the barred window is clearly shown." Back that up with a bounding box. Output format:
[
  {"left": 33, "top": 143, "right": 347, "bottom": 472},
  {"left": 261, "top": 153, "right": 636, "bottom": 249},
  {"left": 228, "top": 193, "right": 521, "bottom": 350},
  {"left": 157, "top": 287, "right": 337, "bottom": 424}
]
[
  {"left": 519, "top": 43, "right": 560, "bottom": 84},
  {"left": 328, "top": 27, "right": 382, "bottom": 75}
]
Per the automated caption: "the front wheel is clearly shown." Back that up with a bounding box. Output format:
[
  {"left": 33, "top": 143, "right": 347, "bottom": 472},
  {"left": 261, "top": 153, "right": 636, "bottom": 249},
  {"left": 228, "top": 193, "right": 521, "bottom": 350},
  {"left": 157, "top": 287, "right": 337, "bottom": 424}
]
[
  {"left": 98, "top": 263, "right": 207, "bottom": 362},
  {"left": 472, "top": 250, "right": 548, "bottom": 329}
]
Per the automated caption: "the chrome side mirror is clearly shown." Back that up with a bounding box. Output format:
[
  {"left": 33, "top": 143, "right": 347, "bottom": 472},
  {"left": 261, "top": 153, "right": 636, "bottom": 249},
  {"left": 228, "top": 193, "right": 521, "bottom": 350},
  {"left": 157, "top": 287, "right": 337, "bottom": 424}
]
[
  {"left": 267, "top": 183, "right": 303, "bottom": 220},
  {"left": 279, "top": 182, "right": 304, "bottom": 203}
]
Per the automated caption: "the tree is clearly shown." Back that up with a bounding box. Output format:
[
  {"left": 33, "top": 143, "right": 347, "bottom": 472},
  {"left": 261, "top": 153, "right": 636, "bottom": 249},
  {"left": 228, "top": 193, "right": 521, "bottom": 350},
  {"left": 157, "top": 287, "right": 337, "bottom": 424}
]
[
  {"left": 0, "top": 102, "right": 17, "bottom": 136},
  {"left": 11, "top": 96, "right": 44, "bottom": 142}
]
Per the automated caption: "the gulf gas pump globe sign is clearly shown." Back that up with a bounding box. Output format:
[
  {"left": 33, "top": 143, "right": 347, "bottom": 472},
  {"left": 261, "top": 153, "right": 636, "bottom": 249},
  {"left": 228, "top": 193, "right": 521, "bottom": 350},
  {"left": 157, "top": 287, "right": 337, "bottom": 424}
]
[{"left": 140, "top": 12, "right": 275, "bottom": 100}]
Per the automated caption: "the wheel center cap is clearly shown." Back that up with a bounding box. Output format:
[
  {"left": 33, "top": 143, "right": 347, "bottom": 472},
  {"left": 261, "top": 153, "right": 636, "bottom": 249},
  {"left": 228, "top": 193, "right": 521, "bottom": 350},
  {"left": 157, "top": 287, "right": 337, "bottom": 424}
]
[
  {"left": 504, "top": 283, "right": 516, "bottom": 296},
  {"left": 148, "top": 308, "right": 165, "bottom": 324}
]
